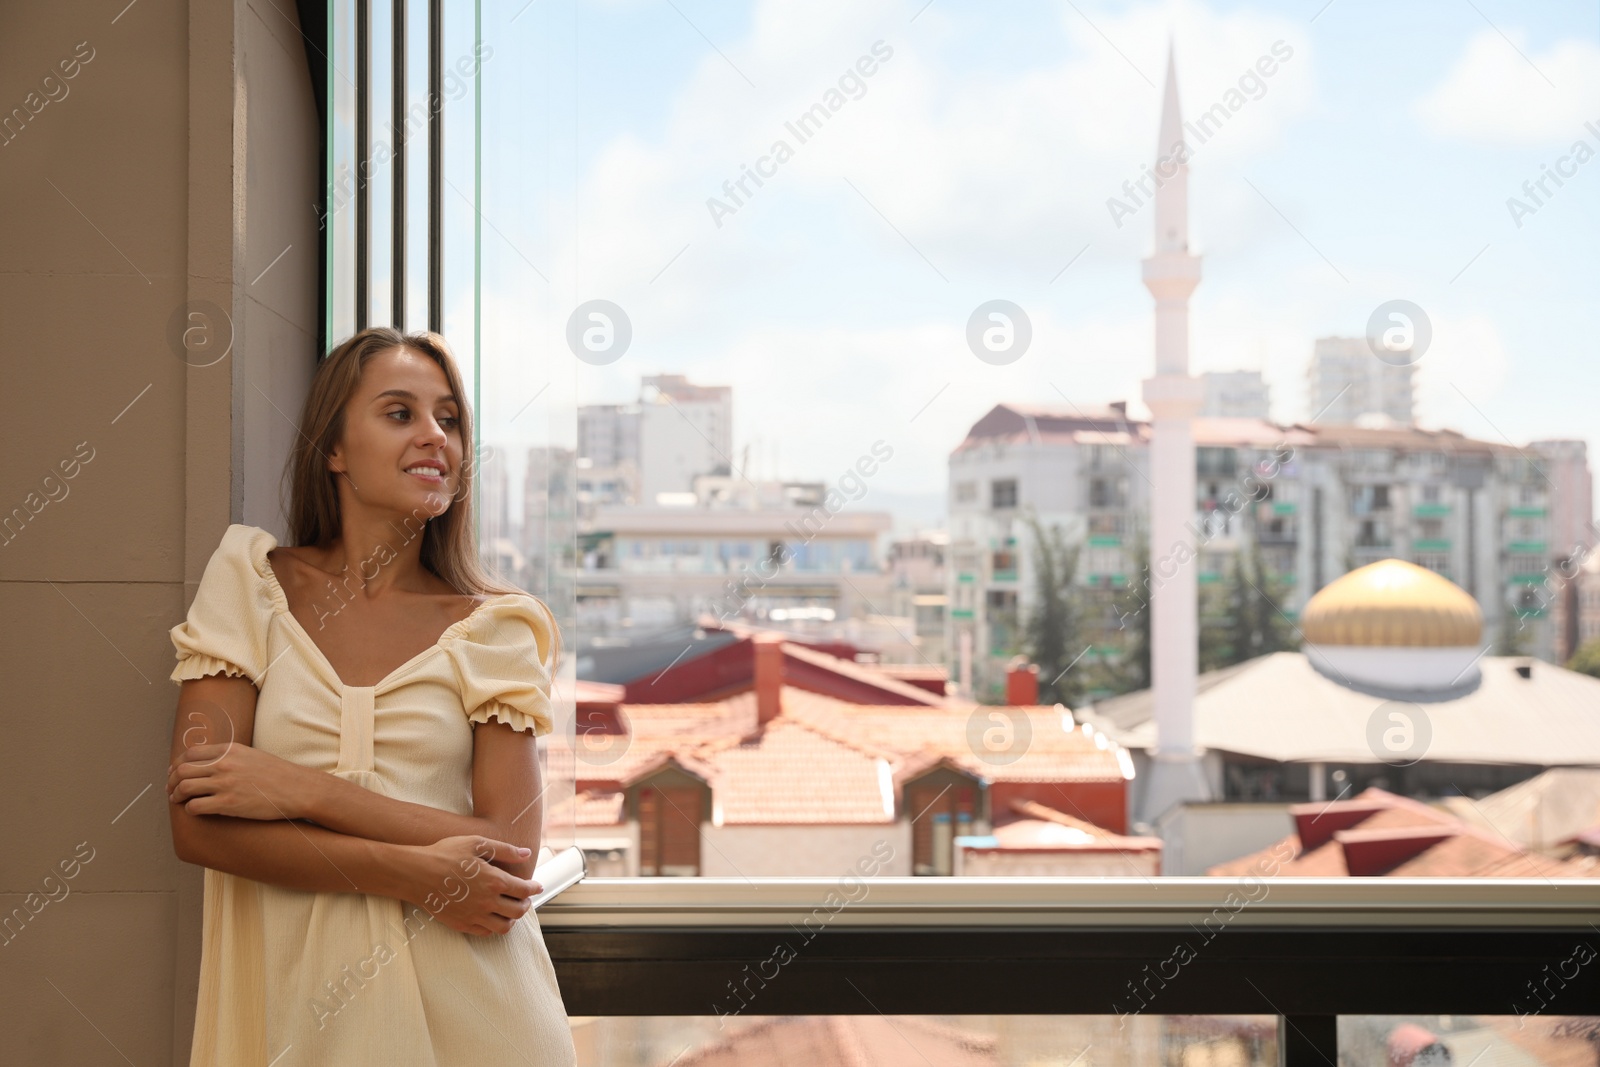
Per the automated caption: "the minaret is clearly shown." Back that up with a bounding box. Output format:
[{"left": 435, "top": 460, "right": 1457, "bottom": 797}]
[{"left": 1138, "top": 47, "right": 1212, "bottom": 824}]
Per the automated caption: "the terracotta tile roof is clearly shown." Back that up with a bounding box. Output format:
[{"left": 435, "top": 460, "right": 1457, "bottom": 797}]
[
  {"left": 698, "top": 720, "right": 894, "bottom": 825},
  {"left": 783, "top": 689, "right": 1128, "bottom": 783},
  {"left": 979, "top": 799, "right": 1162, "bottom": 853},
  {"left": 548, "top": 684, "right": 1128, "bottom": 826},
  {"left": 573, "top": 679, "right": 624, "bottom": 706},
  {"left": 1208, "top": 788, "right": 1596, "bottom": 877},
  {"left": 545, "top": 788, "right": 624, "bottom": 827},
  {"left": 779, "top": 640, "right": 958, "bottom": 706},
  {"left": 679, "top": 1013, "right": 1001, "bottom": 1067}
]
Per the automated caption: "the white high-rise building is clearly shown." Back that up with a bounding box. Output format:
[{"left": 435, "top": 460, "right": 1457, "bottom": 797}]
[
  {"left": 1200, "top": 370, "right": 1270, "bottom": 420},
  {"left": 638, "top": 375, "right": 733, "bottom": 504},
  {"left": 578, "top": 404, "right": 640, "bottom": 470},
  {"left": 1308, "top": 337, "right": 1416, "bottom": 426},
  {"left": 578, "top": 376, "right": 734, "bottom": 505}
]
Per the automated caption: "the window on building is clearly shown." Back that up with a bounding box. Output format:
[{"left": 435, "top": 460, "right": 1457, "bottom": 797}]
[
  {"left": 954, "top": 480, "right": 977, "bottom": 504},
  {"left": 1416, "top": 553, "right": 1450, "bottom": 575},
  {"left": 637, "top": 783, "right": 703, "bottom": 877},
  {"left": 841, "top": 540, "right": 874, "bottom": 571},
  {"left": 906, "top": 775, "right": 979, "bottom": 876},
  {"left": 1088, "top": 513, "right": 1123, "bottom": 537},
  {"left": 1090, "top": 477, "right": 1120, "bottom": 508},
  {"left": 991, "top": 478, "right": 1018, "bottom": 509}
]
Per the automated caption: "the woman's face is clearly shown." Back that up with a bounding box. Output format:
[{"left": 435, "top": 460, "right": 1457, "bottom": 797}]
[{"left": 327, "top": 346, "right": 464, "bottom": 523}]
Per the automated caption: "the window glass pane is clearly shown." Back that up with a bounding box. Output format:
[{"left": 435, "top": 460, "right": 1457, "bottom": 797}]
[
  {"left": 330, "top": 0, "right": 1600, "bottom": 886},
  {"left": 471, "top": 0, "right": 577, "bottom": 855},
  {"left": 1338, "top": 1016, "right": 1600, "bottom": 1067},
  {"left": 365, "top": 0, "right": 395, "bottom": 326},
  {"left": 325, "top": 0, "right": 357, "bottom": 341},
  {"left": 569, "top": 1015, "right": 1280, "bottom": 1065}
]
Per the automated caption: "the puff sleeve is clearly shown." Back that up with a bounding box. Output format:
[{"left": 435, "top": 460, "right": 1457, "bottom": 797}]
[
  {"left": 168, "top": 524, "right": 274, "bottom": 687},
  {"left": 446, "top": 593, "right": 560, "bottom": 737}
]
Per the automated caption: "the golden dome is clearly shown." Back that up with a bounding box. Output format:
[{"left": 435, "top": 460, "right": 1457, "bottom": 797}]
[{"left": 1300, "top": 558, "right": 1482, "bottom": 647}]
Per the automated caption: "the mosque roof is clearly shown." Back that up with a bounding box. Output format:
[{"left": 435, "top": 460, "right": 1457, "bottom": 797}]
[
  {"left": 1300, "top": 558, "right": 1483, "bottom": 647},
  {"left": 1080, "top": 651, "right": 1600, "bottom": 766}
]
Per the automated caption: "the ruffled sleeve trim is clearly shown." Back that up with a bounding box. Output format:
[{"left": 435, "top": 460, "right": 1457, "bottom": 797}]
[
  {"left": 168, "top": 652, "right": 255, "bottom": 687},
  {"left": 466, "top": 697, "right": 550, "bottom": 737},
  {"left": 167, "top": 524, "right": 278, "bottom": 688},
  {"left": 445, "top": 593, "right": 559, "bottom": 737}
]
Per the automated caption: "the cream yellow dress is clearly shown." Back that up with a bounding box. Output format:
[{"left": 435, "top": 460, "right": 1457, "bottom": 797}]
[{"left": 168, "top": 524, "right": 577, "bottom": 1067}]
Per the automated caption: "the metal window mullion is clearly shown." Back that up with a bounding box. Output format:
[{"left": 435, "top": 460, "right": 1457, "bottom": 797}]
[
  {"left": 355, "top": 0, "right": 369, "bottom": 330},
  {"left": 1279, "top": 1016, "right": 1337, "bottom": 1067},
  {"left": 427, "top": 0, "right": 442, "bottom": 334},
  {"left": 391, "top": 0, "right": 406, "bottom": 327}
]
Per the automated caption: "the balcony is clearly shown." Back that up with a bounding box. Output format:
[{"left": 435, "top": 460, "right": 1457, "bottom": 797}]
[{"left": 541, "top": 878, "right": 1598, "bottom": 1065}]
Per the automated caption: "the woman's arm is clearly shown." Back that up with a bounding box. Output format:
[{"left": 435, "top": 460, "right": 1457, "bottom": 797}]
[
  {"left": 168, "top": 675, "right": 539, "bottom": 934},
  {"left": 169, "top": 677, "right": 545, "bottom": 878},
  {"left": 470, "top": 719, "right": 544, "bottom": 881},
  {"left": 289, "top": 735, "right": 534, "bottom": 857},
  {"left": 291, "top": 718, "right": 543, "bottom": 879},
  {"left": 168, "top": 674, "right": 419, "bottom": 897}
]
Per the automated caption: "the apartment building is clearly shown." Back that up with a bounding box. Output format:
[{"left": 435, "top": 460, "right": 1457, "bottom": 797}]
[
  {"left": 578, "top": 374, "right": 734, "bottom": 506},
  {"left": 1200, "top": 369, "right": 1271, "bottom": 420},
  {"left": 947, "top": 403, "right": 1572, "bottom": 698},
  {"left": 1308, "top": 336, "right": 1417, "bottom": 426}
]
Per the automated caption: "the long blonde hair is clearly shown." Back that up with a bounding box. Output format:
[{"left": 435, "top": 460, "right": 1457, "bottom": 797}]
[{"left": 282, "top": 326, "right": 525, "bottom": 603}]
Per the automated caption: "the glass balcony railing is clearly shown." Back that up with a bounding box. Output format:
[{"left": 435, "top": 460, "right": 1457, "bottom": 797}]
[{"left": 541, "top": 878, "right": 1598, "bottom": 1066}]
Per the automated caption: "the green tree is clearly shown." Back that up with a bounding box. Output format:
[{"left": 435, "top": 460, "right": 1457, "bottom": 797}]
[
  {"left": 1022, "top": 513, "right": 1084, "bottom": 707},
  {"left": 1568, "top": 639, "right": 1600, "bottom": 681},
  {"left": 1197, "top": 578, "right": 1234, "bottom": 673},
  {"left": 1219, "top": 543, "right": 1297, "bottom": 667},
  {"left": 1567, "top": 637, "right": 1600, "bottom": 678},
  {"left": 1496, "top": 596, "right": 1534, "bottom": 656},
  {"left": 1094, "top": 523, "right": 1151, "bottom": 696}
]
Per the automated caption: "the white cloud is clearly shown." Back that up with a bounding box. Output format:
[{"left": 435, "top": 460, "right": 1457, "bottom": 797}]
[
  {"left": 1414, "top": 313, "right": 1510, "bottom": 431},
  {"left": 466, "top": 0, "right": 1324, "bottom": 499},
  {"left": 550, "top": 0, "right": 1314, "bottom": 302},
  {"left": 1414, "top": 31, "right": 1600, "bottom": 145}
]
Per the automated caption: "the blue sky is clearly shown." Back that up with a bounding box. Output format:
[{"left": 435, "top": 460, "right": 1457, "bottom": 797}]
[{"left": 458, "top": 0, "right": 1599, "bottom": 523}]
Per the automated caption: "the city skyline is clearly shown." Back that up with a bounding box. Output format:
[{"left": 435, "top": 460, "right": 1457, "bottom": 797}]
[{"left": 467, "top": 0, "right": 1600, "bottom": 509}]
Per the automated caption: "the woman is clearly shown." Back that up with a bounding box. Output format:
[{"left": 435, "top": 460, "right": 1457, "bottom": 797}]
[{"left": 164, "top": 327, "right": 578, "bottom": 1066}]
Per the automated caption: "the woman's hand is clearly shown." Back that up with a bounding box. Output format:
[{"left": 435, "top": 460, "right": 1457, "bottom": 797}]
[
  {"left": 167, "top": 742, "right": 317, "bottom": 821},
  {"left": 401, "top": 835, "right": 543, "bottom": 937}
]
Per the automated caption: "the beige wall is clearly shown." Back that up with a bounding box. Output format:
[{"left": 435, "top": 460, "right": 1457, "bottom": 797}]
[{"left": 0, "top": 2, "right": 317, "bottom": 1062}]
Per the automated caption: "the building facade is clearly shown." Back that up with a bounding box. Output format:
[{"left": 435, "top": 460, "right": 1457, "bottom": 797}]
[
  {"left": 576, "top": 499, "right": 893, "bottom": 634},
  {"left": 1307, "top": 336, "right": 1417, "bottom": 426},
  {"left": 578, "top": 373, "right": 734, "bottom": 505},
  {"left": 947, "top": 406, "right": 1569, "bottom": 699},
  {"left": 1200, "top": 370, "right": 1271, "bottom": 420},
  {"left": 887, "top": 530, "right": 950, "bottom": 668}
]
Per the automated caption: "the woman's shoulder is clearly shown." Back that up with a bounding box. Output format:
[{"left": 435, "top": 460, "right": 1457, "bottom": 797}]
[
  {"left": 454, "top": 589, "right": 549, "bottom": 631},
  {"left": 447, "top": 590, "right": 557, "bottom": 660},
  {"left": 201, "top": 525, "right": 280, "bottom": 587}
]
